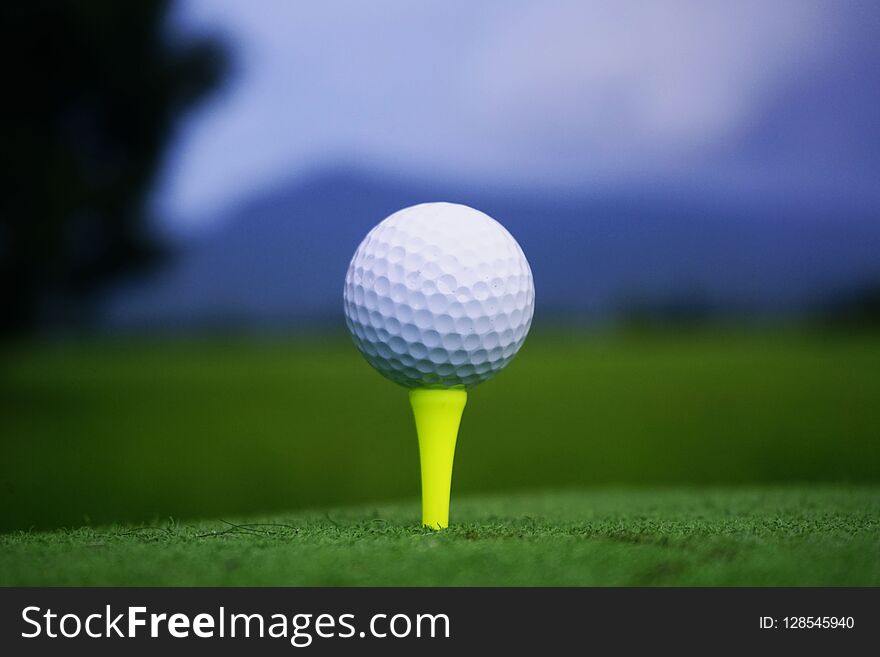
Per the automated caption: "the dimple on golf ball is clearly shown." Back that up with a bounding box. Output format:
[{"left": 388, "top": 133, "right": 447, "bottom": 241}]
[{"left": 344, "top": 202, "right": 535, "bottom": 388}]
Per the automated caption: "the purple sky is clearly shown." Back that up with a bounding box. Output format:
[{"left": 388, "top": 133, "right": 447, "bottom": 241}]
[{"left": 154, "top": 0, "right": 880, "bottom": 230}]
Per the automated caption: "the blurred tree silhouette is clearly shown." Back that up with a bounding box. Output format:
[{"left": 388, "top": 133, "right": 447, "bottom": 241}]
[
  {"left": 1, "top": 1, "right": 226, "bottom": 334},
  {"left": 814, "top": 285, "right": 880, "bottom": 330}
]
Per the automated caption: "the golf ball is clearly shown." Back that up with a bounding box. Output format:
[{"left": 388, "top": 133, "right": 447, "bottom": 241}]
[{"left": 344, "top": 202, "right": 535, "bottom": 388}]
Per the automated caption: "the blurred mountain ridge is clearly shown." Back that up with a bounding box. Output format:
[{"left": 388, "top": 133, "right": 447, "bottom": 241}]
[{"left": 105, "top": 166, "right": 880, "bottom": 330}]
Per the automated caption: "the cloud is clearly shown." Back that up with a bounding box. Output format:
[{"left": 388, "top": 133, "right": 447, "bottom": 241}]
[
  {"left": 464, "top": 1, "right": 833, "bottom": 171},
  {"left": 157, "top": 0, "right": 842, "bottom": 225}
]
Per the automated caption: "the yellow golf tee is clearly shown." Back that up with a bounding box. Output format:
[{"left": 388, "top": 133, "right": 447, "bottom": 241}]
[{"left": 409, "top": 388, "right": 467, "bottom": 530}]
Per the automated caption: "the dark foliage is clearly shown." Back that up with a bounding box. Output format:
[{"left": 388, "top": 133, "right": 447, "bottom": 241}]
[{"left": 0, "top": 1, "right": 225, "bottom": 334}]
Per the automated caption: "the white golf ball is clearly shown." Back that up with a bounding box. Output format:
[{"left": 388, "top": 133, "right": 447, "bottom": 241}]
[{"left": 344, "top": 202, "right": 535, "bottom": 388}]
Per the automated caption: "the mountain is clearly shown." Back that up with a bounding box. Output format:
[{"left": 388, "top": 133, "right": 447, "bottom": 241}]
[{"left": 105, "top": 167, "right": 880, "bottom": 329}]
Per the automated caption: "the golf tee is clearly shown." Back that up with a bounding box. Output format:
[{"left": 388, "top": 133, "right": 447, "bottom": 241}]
[{"left": 409, "top": 388, "right": 467, "bottom": 530}]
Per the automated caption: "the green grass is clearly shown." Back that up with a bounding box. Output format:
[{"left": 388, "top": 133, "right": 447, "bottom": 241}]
[
  {"left": 2, "top": 486, "right": 877, "bottom": 586},
  {"left": 2, "top": 330, "right": 880, "bottom": 532}
]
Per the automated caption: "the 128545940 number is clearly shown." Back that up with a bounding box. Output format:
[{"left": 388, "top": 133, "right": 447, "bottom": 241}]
[{"left": 783, "top": 617, "right": 854, "bottom": 629}]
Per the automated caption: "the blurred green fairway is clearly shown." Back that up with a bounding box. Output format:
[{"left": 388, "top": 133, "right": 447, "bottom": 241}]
[
  {"left": 2, "top": 487, "right": 878, "bottom": 586},
  {"left": 2, "top": 331, "right": 880, "bottom": 534}
]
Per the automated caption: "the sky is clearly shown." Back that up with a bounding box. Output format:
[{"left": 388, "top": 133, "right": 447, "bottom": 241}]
[{"left": 155, "top": 0, "right": 880, "bottom": 229}]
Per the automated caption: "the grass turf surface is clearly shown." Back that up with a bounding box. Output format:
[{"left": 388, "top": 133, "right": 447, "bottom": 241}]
[
  {"left": 3, "top": 331, "right": 880, "bottom": 532},
  {"left": 2, "top": 486, "right": 878, "bottom": 586}
]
